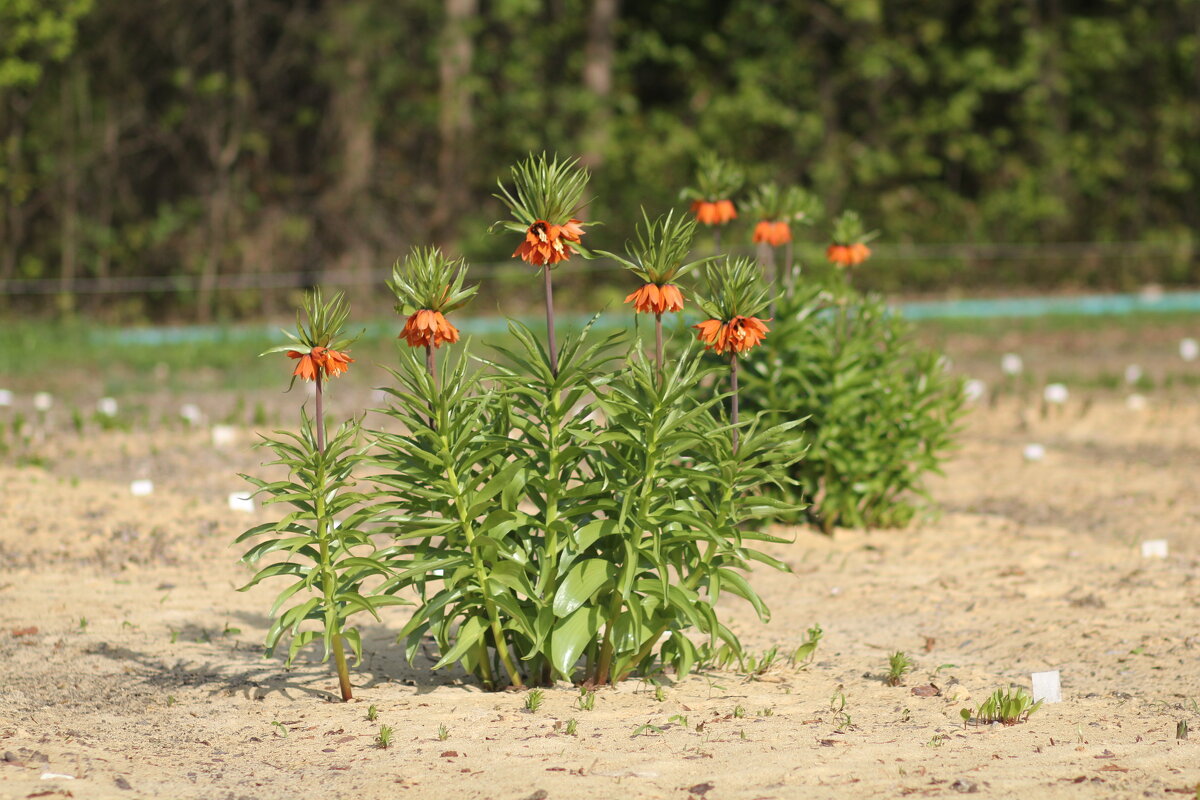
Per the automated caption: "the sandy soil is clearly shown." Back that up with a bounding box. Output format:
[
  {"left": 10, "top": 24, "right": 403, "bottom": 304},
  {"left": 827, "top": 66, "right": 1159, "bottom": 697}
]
[{"left": 1, "top": 390, "right": 1199, "bottom": 800}]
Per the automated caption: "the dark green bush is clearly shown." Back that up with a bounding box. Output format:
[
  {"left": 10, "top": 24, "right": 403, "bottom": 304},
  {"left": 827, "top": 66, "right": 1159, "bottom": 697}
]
[{"left": 740, "top": 281, "right": 965, "bottom": 532}]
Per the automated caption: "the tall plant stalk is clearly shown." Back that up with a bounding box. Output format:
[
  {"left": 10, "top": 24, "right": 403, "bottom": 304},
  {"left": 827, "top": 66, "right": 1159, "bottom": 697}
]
[
  {"left": 730, "top": 353, "right": 740, "bottom": 453},
  {"left": 544, "top": 266, "right": 559, "bottom": 377}
]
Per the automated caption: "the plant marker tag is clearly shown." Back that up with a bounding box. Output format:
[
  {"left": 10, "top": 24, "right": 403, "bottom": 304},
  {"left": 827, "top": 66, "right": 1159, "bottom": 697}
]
[
  {"left": 33, "top": 392, "right": 53, "bottom": 412},
  {"left": 1181, "top": 338, "right": 1199, "bottom": 362},
  {"left": 1023, "top": 443, "right": 1045, "bottom": 462},
  {"left": 130, "top": 479, "right": 154, "bottom": 497},
  {"left": 1124, "top": 364, "right": 1143, "bottom": 384},
  {"left": 1043, "top": 383, "right": 1069, "bottom": 405},
  {"left": 97, "top": 397, "right": 119, "bottom": 417},
  {"left": 228, "top": 492, "right": 255, "bottom": 512},
  {"left": 211, "top": 425, "right": 237, "bottom": 448},
  {"left": 1141, "top": 539, "right": 1168, "bottom": 558},
  {"left": 0, "top": 389, "right": 12, "bottom": 407},
  {"left": 1126, "top": 394, "right": 1147, "bottom": 411},
  {"left": 180, "top": 404, "right": 203, "bottom": 425},
  {"left": 963, "top": 379, "right": 987, "bottom": 403},
  {"left": 1001, "top": 353, "right": 1024, "bottom": 376},
  {"left": 1031, "top": 670, "right": 1062, "bottom": 704}
]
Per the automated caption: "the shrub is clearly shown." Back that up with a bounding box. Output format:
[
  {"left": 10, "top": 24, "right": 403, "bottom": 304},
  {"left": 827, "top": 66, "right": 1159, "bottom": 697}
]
[{"left": 741, "top": 281, "right": 965, "bottom": 532}]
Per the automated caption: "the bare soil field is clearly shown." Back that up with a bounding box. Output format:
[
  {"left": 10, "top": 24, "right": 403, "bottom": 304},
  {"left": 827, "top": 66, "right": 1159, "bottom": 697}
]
[{"left": 2, "top": 337, "right": 1199, "bottom": 800}]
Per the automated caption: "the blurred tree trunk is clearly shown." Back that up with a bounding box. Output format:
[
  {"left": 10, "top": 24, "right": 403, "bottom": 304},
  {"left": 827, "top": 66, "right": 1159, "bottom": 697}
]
[
  {"left": 197, "top": 0, "right": 249, "bottom": 322},
  {"left": 580, "top": 0, "right": 618, "bottom": 169},
  {"left": 58, "top": 68, "right": 81, "bottom": 315},
  {"left": 432, "top": 0, "right": 477, "bottom": 244},
  {"left": 323, "top": 1, "right": 378, "bottom": 306}
]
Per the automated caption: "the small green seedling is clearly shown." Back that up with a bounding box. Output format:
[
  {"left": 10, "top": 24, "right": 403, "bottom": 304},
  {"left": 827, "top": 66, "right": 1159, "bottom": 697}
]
[
  {"left": 525, "top": 688, "right": 544, "bottom": 713},
  {"left": 792, "top": 624, "right": 823, "bottom": 666},
  {"left": 78, "top": 617, "right": 88, "bottom": 632},
  {"left": 654, "top": 684, "right": 666, "bottom": 702},
  {"left": 271, "top": 721, "right": 288, "bottom": 738},
  {"left": 366, "top": 705, "right": 378, "bottom": 722},
  {"left": 733, "top": 705, "right": 746, "bottom": 718},
  {"left": 926, "top": 733, "right": 948, "bottom": 748},
  {"left": 578, "top": 688, "right": 595, "bottom": 711},
  {"left": 1177, "top": 720, "right": 1189, "bottom": 740},
  {"left": 375, "top": 724, "right": 394, "bottom": 748},
  {"left": 668, "top": 714, "right": 689, "bottom": 727},
  {"left": 437, "top": 724, "right": 449, "bottom": 741},
  {"left": 886, "top": 651, "right": 913, "bottom": 686},
  {"left": 961, "top": 687, "right": 1043, "bottom": 726},
  {"left": 166, "top": 695, "right": 176, "bottom": 707},
  {"left": 632, "top": 723, "right": 664, "bottom": 737},
  {"left": 565, "top": 719, "right": 578, "bottom": 736}
]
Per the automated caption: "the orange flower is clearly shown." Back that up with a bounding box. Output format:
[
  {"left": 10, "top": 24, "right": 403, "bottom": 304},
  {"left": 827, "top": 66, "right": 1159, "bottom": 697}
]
[
  {"left": 513, "top": 219, "right": 585, "bottom": 266},
  {"left": 690, "top": 199, "right": 737, "bottom": 226},
  {"left": 401, "top": 309, "right": 460, "bottom": 349},
  {"left": 693, "top": 315, "right": 770, "bottom": 355},
  {"left": 624, "top": 282, "right": 685, "bottom": 315},
  {"left": 826, "top": 242, "right": 871, "bottom": 267},
  {"left": 752, "top": 220, "right": 792, "bottom": 247},
  {"left": 287, "top": 345, "right": 355, "bottom": 381}
]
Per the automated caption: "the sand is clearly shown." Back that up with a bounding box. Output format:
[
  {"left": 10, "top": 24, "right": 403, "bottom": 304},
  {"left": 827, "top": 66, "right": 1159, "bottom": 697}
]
[{"left": 1, "top": 392, "right": 1198, "bottom": 800}]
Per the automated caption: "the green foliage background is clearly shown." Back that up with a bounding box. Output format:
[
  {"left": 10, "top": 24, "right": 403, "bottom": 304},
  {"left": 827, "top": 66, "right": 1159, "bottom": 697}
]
[{"left": 3, "top": 0, "right": 1199, "bottom": 318}]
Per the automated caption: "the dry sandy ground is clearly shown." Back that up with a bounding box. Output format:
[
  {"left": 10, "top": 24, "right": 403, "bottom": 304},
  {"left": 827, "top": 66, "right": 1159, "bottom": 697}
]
[{"left": 1, "top": 394, "right": 1198, "bottom": 800}]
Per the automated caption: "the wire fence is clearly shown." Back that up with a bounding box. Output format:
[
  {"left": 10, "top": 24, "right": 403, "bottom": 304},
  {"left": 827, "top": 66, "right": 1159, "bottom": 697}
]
[{"left": 1, "top": 241, "right": 1195, "bottom": 297}]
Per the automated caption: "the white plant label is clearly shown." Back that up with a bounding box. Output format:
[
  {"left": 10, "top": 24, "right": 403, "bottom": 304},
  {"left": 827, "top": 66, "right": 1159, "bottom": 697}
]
[
  {"left": 1141, "top": 539, "right": 1168, "bottom": 558},
  {"left": 1125, "top": 394, "right": 1147, "bottom": 411},
  {"left": 0, "top": 389, "right": 12, "bottom": 407},
  {"left": 1124, "top": 364, "right": 1143, "bottom": 384},
  {"left": 130, "top": 479, "right": 154, "bottom": 497},
  {"left": 211, "top": 425, "right": 237, "bottom": 448},
  {"left": 1023, "top": 443, "right": 1046, "bottom": 462},
  {"left": 1031, "top": 670, "right": 1062, "bottom": 704},
  {"left": 963, "top": 379, "right": 987, "bottom": 403},
  {"left": 228, "top": 492, "right": 255, "bottom": 513},
  {"left": 1001, "top": 353, "right": 1024, "bottom": 376},
  {"left": 1043, "top": 383, "right": 1069, "bottom": 405},
  {"left": 97, "top": 397, "right": 119, "bottom": 417},
  {"left": 1181, "top": 338, "right": 1199, "bottom": 362},
  {"left": 180, "top": 403, "right": 203, "bottom": 425},
  {"left": 33, "top": 392, "right": 53, "bottom": 412}
]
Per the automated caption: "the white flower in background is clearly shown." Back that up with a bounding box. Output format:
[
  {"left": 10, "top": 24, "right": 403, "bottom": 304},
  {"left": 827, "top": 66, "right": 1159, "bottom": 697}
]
[
  {"left": 0, "top": 389, "right": 12, "bottom": 407},
  {"left": 97, "top": 397, "right": 119, "bottom": 417},
  {"left": 1125, "top": 394, "right": 1147, "bottom": 411},
  {"left": 963, "top": 379, "right": 987, "bottom": 403},
  {"left": 211, "top": 424, "right": 237, "bottom": 448},
  {"left": 1180, "top": 338, "right": 1199, "bottom": 362},
  {"left": 1124, "top": 364, "right": 1143, "bottom": 384},
  {"left": 1043, "top": 383, "right": 1069, "bottom": 404},
  {"left": 1023, "top": 443, "right": 1046, "bottom": 462},
  {"left": 180, "top": 404, "right": 203, "bottom": 425},
  {"left": 227, "top": 492, "right": 255, "bottom": 512},
  {"left": 33, "top": 392, "right": 53, "bottom": 412},
  {"left": 1001, "top": 353, "right": 1024, "bottom": 376},
  {"left": 130, "top": 479, "right": 154, "bottom": 497}
]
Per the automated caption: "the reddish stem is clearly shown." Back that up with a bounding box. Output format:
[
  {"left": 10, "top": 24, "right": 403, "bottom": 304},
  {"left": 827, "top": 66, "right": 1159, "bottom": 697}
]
[
  {"left": 654, "top": 312, "right": 663, "bottom": 378},
  {"left": 544, "top": 266, "right": 559, "bottom": 378},
  {"left": 730, "top": 353, "right": 739, "bottom": 453}
]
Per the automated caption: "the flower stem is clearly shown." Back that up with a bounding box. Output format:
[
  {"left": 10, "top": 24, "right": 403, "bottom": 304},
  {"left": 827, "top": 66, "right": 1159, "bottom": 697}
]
[
  {"left": 315, "top": 372, "right": 352, "bottom": 701},
  {"left": 713, "top": 228, "right": 723, "bottom": 257},
  {"left": 654, "top": 312, "right": 663, "bottom": 378},
  {"left": 730, "top": 353, "right": 740, "bottom": 453},
  {"left": 425, "top": 343, "right": 437, "bottom": 387},
  {"left": 784, "top": 240, "right": 795, "bottom": 298},
  {"left": 543, "top": 266, "right": 559, "bottom": 377},
  {"left": 759, "top": 241, "right": 777, "bottom": 319}
]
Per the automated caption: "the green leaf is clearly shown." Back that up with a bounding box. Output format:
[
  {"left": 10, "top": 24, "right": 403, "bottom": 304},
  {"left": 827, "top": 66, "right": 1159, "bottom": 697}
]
[
  {"left": 550, "top": 605, "right": 603, "bottom": 679},
  {"left": 552, "top": 559, "right": 616, "bottom": 618},
  {"left": 432, "top": 615, "right": 488, "bottom": 670}
]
